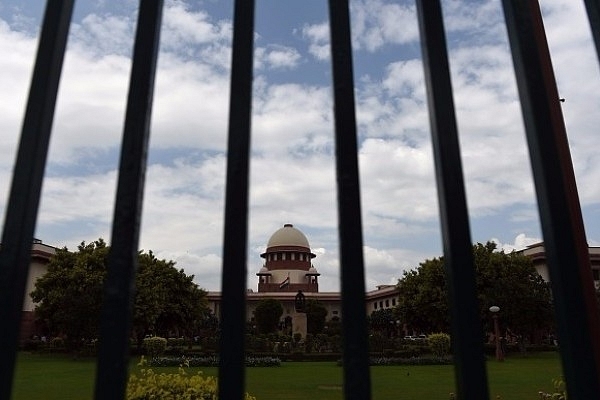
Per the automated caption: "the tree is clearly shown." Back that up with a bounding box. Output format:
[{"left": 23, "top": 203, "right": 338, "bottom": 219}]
[
  {"left": 31, "top": 240, "right": 108, "bottom": 350},
  {"left": 394, "top": 256, "right": 449, "bottom": 333},
  {"left": 369, "top": 308, "right": 395, "bottom": 337},
  {"left": 305, "top": 300, "right": 327, "bottom": 334},
  {"left": 253, "top": 298, "right": 283, "bottom": 334},
  {"left": 394, "top": 242, "right": 554, "bottom": 341},
  {"left": 472, "top": 242, "right": 554, "bottom": 343},
  {"left": 31, "top": 239, "right": 208, "bottom": 351},
  {"left": 133, "top": 251, "right": 208, "bottom": 345}
]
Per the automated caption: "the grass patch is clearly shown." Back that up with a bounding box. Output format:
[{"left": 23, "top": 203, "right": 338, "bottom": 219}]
[
  {"left": 13, "top": 352, "right": 562, "bottom": 399},
  {"left": 13, "top": 353, "right": 97, "bottom": 400}
]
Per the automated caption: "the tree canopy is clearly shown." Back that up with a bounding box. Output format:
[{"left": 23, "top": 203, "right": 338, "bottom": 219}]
[
  {"left": 369, "top": 308, "right": 395, "bottom": 331},
  {"left": 253, "top": 298, "right": 283, "bottom": 334},
  {"left": 305, "top": 299, "right": 328, "bottom": 334},
  {"left": 394, "top": 242, "right": 554, "bottom": 339},
  {"left": 30, "top": 239, "right": 208, "bottom": 350}
]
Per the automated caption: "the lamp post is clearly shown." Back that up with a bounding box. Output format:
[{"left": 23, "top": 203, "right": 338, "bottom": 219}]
[{"left": 489, "top": 306, "right": 504, "bottom": 361}]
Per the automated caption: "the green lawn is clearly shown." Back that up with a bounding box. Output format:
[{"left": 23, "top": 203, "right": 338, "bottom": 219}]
[{"left": 12, "top": 352, "right": 562, "bottom": 400}]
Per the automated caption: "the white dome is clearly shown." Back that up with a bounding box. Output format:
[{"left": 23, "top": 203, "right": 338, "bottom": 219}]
[{"left": 266, "top": 224, "right": 310, "bottom": 249}]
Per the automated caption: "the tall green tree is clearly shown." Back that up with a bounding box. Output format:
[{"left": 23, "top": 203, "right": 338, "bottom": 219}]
[
  {"left": 30, "top": 240, "right": 108, "bottom": 350},
  {"left": 394, "top": 242, "right": 554, "bottom": 340},
  {"left": 369, "top": 308, "right": 396, "bottom": 337},
  {"left": 472, "top": 242, "right": 553, "bottom": 340},
  {"left": 395, "top": 256, "right": 449, "bottom": 333},
  {"left": 31, "top": 239, "right": 208, "bottom": 351},
  {"left": 305, "top": 300, "right": 327, "bottom": 334},
  {"left": 133, "top": 251, "right": 208, "bottom": 344},
  {"left": 253, "top": 298, "right": 283, "bottom": 334}
]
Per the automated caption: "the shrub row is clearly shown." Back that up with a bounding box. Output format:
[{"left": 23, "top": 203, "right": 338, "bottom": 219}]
[
  {"left": 369, "top": 356, "right": 453, "bottom": 366},
  {"left": 482, "top": 342, "right": 557, "bottom": 356},
  {"left": 337, "top": 356, "right": 453, "bottom": 366},
  {"left": 147, "top": 355, "right": 281, "bottom": 367}
]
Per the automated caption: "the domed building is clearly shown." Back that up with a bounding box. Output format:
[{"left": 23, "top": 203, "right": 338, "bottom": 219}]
[
  {"left": 256, "top": 223, "right": 320, "bottom": 293},
  {"left": 206, "top": 223, "right": 401, "bottom": 327}
]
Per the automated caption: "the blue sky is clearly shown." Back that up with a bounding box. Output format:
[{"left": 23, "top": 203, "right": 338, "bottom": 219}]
[{"left": 1, "top": 0, "right": 599, "bottom": 292}]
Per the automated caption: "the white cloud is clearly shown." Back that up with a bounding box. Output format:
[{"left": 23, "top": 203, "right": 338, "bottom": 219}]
[
  {"left": 254, "top": 44, "right": 301, "bottom": 70},
  {"left": 359, "top": 138, "right": 438, "bottom": 222},
  {"left": 0, "top": 20, "right": 37, "bottom": 167},
  {"left": 351, "top": 0, "right": 419, "bottom": 52},
  {"left": 301, "top": 0, "right": 419, "bottom": 57},
  {"left": 161, "top": 1, "right": 231, "bottom": 56},
  {"left": 252, "top": 83, "right": 333, "bottom": 155},
  {"left": 70, "top": 13, "right": 134, "bottom": 57},
  {"left": 492, "top": 233, "right": 542, "bottom": 253},
  {"left": 301, "top": 22, "right": 330, "bottom": 61},
  {"left": 442, "top": 0, "right": 506, "bottom": 43}
]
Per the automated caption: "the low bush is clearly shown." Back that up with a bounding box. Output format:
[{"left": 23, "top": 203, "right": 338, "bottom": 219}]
[
  {"left": 127, "top": 357, "right": 256, "bottom": 400},
  {"left": 391, "top": 347, "right": 423, "bottom": 358},
  {"left": 143, "top": 336, "right": 167, "bottom": 358},
  {"left": 428, "top": 333, "right": 451, "bottom": 358}
]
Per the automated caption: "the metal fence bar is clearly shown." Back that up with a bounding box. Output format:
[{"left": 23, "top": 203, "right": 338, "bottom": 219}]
[
  {"left": 501, "top": 1, "right": 600, "bottom": 398},
  {"left": 94, "top": 2, "right": 164, "bottom": 399},
  {"left": 327, "top": 1, "right": 372, "bottom": 399},
  {"left": 583, "top": 0, "right": 600, "bottom": 63},
  {"left": 415, "top": 1, "right": 490, "bottom": 399},
  {"left": 218, "top": 0, "right": 255, "bottom": 398},
  {"left": 0, "top": 1, "right": 74, "bottom": 399}
]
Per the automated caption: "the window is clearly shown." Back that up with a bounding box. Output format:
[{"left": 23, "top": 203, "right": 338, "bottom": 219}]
[
  {"left": 374, "top": 303, "right": 377, "bottom": 309},
  {"left": 385, "top": 300, "right": 389, "bottom": 308},
  {"left": 392, "top": 298, "right": 396, "bottom": 306},
  {"left": 593, "top": 269, "right": 599, "bottom": 281}
]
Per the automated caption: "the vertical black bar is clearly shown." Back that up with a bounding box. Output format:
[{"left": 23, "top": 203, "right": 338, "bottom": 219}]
[
  {"left": 218, "top": 0, "right": 254, "bottom": 399},
  {"left": 583, "top": 0, "right": 600, "bottom": 64},
  {"left": 327, "top": 1, "right": 371, "bottom": 399},
  {"left": 94, "top": 1, "right": 163, "bottom": 399},
  {"left": 415, "top": 1, "right": 489, "bottom": 399},
  {"left": 502, "top": 1, "right": 600, "bottom": 398},
  {"left": 0, "top": 1, "right": 74, "bottom": 399}
]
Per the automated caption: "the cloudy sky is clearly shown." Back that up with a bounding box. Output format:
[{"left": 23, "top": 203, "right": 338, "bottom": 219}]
[{"left": 1, "top": 0, "right": 598, "bottom": 292}]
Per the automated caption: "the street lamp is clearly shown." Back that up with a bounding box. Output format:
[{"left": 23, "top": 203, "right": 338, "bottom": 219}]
[{"left": 489, "top": 306, "right": 504, "bottom": 361}]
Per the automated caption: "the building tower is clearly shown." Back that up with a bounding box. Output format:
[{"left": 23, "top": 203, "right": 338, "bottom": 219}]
[{"left": 256, "top": 224, "right": 320, "bottom": 292}]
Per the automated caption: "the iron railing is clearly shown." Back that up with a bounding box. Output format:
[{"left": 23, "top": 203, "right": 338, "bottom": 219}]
[{"left": 1, "top": 1, "right": 599, "bottom": 399}]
